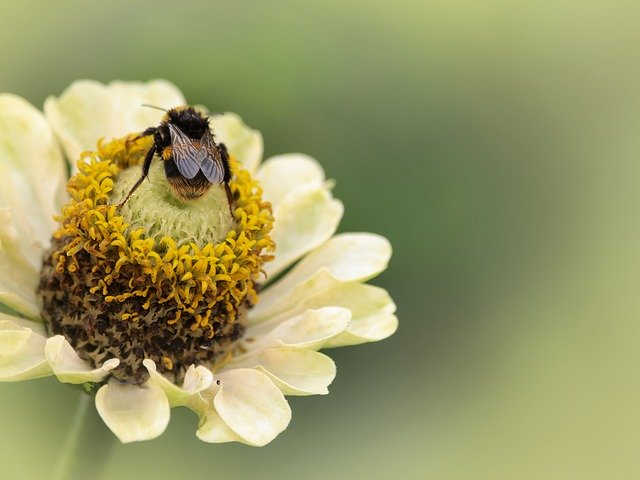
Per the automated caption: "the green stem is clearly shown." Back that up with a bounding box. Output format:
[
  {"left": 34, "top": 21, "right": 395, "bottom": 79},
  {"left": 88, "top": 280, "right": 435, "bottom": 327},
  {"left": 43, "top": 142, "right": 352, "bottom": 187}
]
[{"left": 50, "top": 392, "right": 116, "bottom": 480}]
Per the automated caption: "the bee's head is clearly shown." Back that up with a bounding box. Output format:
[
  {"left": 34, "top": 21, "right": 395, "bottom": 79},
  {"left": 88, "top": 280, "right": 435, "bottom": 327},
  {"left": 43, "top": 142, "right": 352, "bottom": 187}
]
[{"left": 165, "top": 106, "right": 210, "bottom": 138}]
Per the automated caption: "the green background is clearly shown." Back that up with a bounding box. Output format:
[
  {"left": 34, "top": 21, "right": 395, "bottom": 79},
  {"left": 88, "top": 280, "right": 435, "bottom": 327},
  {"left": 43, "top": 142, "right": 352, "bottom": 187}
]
[{"left": 1, "top": 1, "right": 639, "bottom": 478}]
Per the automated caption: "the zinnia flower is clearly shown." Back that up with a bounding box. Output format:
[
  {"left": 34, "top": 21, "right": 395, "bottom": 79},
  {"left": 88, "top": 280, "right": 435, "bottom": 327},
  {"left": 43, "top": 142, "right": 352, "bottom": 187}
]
[{"left": 0, "top": 80, "right": 397, "bottom": 446}]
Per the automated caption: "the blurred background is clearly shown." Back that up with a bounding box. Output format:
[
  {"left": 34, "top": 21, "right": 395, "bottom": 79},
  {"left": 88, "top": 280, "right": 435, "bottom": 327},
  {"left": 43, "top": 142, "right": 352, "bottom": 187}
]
[{"left": 1, "top": 0, "right": 640, "bottom": 478}]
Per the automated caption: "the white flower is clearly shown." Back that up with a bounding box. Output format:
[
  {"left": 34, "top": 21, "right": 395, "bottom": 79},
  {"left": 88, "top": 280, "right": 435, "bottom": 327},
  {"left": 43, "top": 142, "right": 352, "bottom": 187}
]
[{"left": 0, "top": 80, "right": 397, "bottom": 446}]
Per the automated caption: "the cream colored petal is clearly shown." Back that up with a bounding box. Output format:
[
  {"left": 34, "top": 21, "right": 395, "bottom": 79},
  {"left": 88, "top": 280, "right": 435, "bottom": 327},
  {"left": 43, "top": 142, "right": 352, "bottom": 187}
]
[
  {"left": 244, "top": 307, "right": 351, "bottom": 351},
  {"left": 213, "top": 368, "right": 291, "bottom": 446},
  {"left": 235, "top": 347, "right": 336, "bottom": 396},
  {"left": 0, "top": 312, "right": 46, "bottom": 336},
  {"left": 0, "top": 318, "right": 51, "bottom": 381},
  {"left": 326, "top": 312, "right": 399, "bottom": 347},
  {"left": 256, "top": 154, "right": 325, "bottom": 207},
  {"left": 44, "top": 335, "right": 119, "bottom": 384},
  {"left": 143, "top": 359, "right": 213, "bottom": 407},
  {"left": 0, "top": 94, "right": 67, "bottom": 318},
  {"left": 265, "top": 186, "right": 343, "bottom": 278},
  {"left": 196, "top": 409, "right": 245, "bottom": 444},
  {"left": 209, "top": 113, "right": 263, "bottom": 172},
  {"left": 259, "top": 232, "right": 391, "bottom": 313},
  {"left": 0, "top": 94, "right": 67, "bottom": 241},
  {"left": 44, "top": 79, "right": 186, "bottom": 162},
  {"left": 96, "top": 381, "right": 170, "bottom": 443},
  {"left": 0, "top": 209, "right": 40, "bottom": 319},
  {"left": 250, "top": 271, "right": 397, "bottom": 345}
]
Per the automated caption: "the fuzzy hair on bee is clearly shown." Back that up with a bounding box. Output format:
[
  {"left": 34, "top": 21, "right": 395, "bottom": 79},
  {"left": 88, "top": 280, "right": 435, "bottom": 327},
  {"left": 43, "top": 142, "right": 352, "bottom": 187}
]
[{"left": 119, "top": 106, "right": 233, "bottom": 210}]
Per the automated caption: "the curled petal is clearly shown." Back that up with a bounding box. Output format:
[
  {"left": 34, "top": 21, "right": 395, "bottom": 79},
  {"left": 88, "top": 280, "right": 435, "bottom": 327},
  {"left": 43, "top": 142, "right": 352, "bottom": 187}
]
[
  {"left": 96, "top": 381, "right": 170, "bottom": 443},
  {"left": 256, "top": 153, "right": 325, "bottom": 207},
  {"left": 44, "top": 79, "right": 186, "bottom": 162},
  {"left": 45, "top": 336, "right": 119, "bottom": 384},
  {"left": 258, "top": 233, "right": 391, "bottom": 315},
  {"left": 196, "top": 409, "right": 245, "bottom": 444},
  {"left": 265, "top": 186, "right": 343, "bottom": 278},
  {"left": 326, "top": 312, "right": 398, "bottom": 347},
  {"left": 143, "top": 358, "right": 213, "bottom": 408},
  {"left": 211, "top": 368, "right": 291, "bottom": 446},
  {"left": 0, "top": 317, "right": 50, "bottom": 381},
  {"left": 235, "top": 347, "right": 336, "bottom": 396},
  {"left": 209, "top": 113, "right": 263, "bottom": 173},
  {"left": 250, "top": 271, "right": 397, "bottom": 346},
  {"left": 245, "top": 307, "right": 351, "bottom": 350}
]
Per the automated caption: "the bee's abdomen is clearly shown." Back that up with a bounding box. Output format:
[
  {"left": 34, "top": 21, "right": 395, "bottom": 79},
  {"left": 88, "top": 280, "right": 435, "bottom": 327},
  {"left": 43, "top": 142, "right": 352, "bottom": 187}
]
[{"left": 164, "top": 159, "right": 212, "bottom": 200}]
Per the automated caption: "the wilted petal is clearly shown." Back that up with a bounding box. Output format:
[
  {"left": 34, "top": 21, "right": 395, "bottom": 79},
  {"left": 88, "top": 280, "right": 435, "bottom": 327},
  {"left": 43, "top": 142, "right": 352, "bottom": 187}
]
[
  {"left": 213, "top": 368, "right": 291, "bottom": 446},
  {"left": 235, "top": 347, "right": 336, "bottom": 396},
  {"left": 265, "top": 186, "right": 343, "bottom": 278},
  {"left": 256, "top": 154, "right": 325, "bottom": 207},
  {"left": 96, "top": 381, "right": 170, "bottom": 443},
  {"left": 143, "top": 358, "right": 213, "bottom": 407},
  {"left": 45, "top": 335, "right": 119, "bottom": 384},
  {"left": 209, "top": 113, "right": 263, "bottom": 172},
  {"left": 0, "top": 317, "right": 50, "bottom": 381},
  {"left": 44, "top": 79, "right": 186, "bottom": 162}
]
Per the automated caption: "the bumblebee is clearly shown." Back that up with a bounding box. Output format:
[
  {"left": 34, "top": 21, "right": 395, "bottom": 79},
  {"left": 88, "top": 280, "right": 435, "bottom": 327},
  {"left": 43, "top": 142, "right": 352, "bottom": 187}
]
[{"left": 119, "top": 106, "right": 232, "bottom": 208}]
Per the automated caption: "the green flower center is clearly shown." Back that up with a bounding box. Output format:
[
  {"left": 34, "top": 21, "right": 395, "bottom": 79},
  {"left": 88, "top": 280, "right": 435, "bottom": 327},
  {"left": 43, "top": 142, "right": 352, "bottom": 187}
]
[
  {"left": 39, "top": 135, "right": 274, "bottom": 384},
  {"left": 112, "top": 161, "right": 233, "bottom": 246}
]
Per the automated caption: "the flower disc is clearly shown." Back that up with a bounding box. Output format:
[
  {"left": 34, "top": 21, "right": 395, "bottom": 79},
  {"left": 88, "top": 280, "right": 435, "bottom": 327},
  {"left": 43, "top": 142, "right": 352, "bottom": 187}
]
[{"left": 39, "top": 134, "right": 274, "bottom": 384}]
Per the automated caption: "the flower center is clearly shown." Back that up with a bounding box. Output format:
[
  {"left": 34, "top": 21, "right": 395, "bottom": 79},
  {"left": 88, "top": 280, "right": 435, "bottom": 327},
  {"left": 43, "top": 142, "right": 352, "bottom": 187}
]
[{"left": 39, "top": 135, "right": 274, "bottom": 384}]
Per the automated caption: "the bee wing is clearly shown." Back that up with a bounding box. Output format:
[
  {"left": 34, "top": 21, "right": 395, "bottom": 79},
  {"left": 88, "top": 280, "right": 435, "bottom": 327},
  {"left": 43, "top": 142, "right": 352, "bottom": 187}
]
[
  {"left": 199, "top": 130, "right": 226, "bottom": 184},
  {"left": 168, "top": 123, "right": 201, "bottom": 179}
]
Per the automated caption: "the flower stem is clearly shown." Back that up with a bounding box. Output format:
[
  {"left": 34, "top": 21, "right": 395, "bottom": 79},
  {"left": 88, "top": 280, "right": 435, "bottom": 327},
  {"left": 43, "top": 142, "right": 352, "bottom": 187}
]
[{"left": 50, "top": 392, "right": 115, "bottom": 480}]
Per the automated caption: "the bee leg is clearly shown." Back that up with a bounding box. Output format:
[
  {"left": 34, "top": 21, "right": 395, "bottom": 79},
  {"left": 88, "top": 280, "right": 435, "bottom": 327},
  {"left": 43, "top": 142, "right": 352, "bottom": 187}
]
[
  {"left": 126, "top": 127, "right": 158, "bottom": 144},
  {"left": 118, "top": 144, "right": 157, "bottom": 208},
  {"left": 224, "top": 183, "right": 234, "bottom": 218}
]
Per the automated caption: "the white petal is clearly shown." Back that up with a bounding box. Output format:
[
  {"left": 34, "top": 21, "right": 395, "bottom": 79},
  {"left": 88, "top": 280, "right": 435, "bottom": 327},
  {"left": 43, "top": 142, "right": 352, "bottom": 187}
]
[
  {"left": 143, "top": 358, "right": 213, "bottom": 407},
  {"left": 265, "top": 186, "right": 343, "bottom": 278},
  {"left": 209, "top": 113, "right": 263, "bottom": 172},
  {"left": 245, "top": 307, "right": 351, "bottom": 350},
  {"left": 213, "top": 368, "right": 291, "bottom": 446},
  {"left": 196, "top": 409, "right": 245, "bottom": 444},
  {"left": 44, "top": 79, "right": 186, "bottom": 162},
  {"left": 96, "top": 381, "right": 170, "bottom": 443},
  {"left": 0, "top": 317, "right": 51, "bottom": 381},
  {"left": 44, "top": 335, "right": 119, "bottom": 384},
  {"left": 234, "top": 347, "right": 336, "bottom": 396},
  {"left": 0, "top": 312, "right": 46, "bottom": 336},
  {"left": 256, "top": 154, "right": 325, "bottom": 207},
  {"left": 251, "top": 271, "right": 397, "bottom": 345},
  {"left": 260, "top": 233, "right": 390, "bottom": 311},
  {"left": 0, "top": 209, "right": 40, "bottom": 318},
  {"left": 0, "top": 94, "right": 67, "bottom": 317},
  {"left": 326, "top": 312, "right": 399, "bottom": 347},
  {"left": 0, "top": 94, "right": 67, "bottom": 240}
]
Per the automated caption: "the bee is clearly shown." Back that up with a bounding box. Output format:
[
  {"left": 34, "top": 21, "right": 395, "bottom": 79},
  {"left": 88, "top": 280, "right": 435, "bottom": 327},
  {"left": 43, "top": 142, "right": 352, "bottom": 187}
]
[{"left": 119, "top": 106, "right": 233, "bottom": 210}]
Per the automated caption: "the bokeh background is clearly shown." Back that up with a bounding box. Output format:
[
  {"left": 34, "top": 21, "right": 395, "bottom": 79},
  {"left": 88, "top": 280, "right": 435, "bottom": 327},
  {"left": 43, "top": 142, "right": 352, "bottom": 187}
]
[{"left": 1, "top": 1, "right": 640, "bottom": 478}]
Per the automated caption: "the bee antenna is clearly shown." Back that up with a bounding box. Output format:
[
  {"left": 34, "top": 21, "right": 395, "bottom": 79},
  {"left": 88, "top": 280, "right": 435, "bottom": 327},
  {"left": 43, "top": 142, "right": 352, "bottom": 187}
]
[{"left": 141, "top": 103, "right": 167, "bottom": 112}]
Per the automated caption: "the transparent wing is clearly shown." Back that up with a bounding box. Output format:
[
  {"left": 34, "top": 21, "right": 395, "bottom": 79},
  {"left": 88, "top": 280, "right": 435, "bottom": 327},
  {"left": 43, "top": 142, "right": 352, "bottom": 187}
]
[
  {"left": 168, "top": 123, "right": 201, "bottom": 179},
  {"left": 199, "top": 130, "right": 226, "bottom": 184}
]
